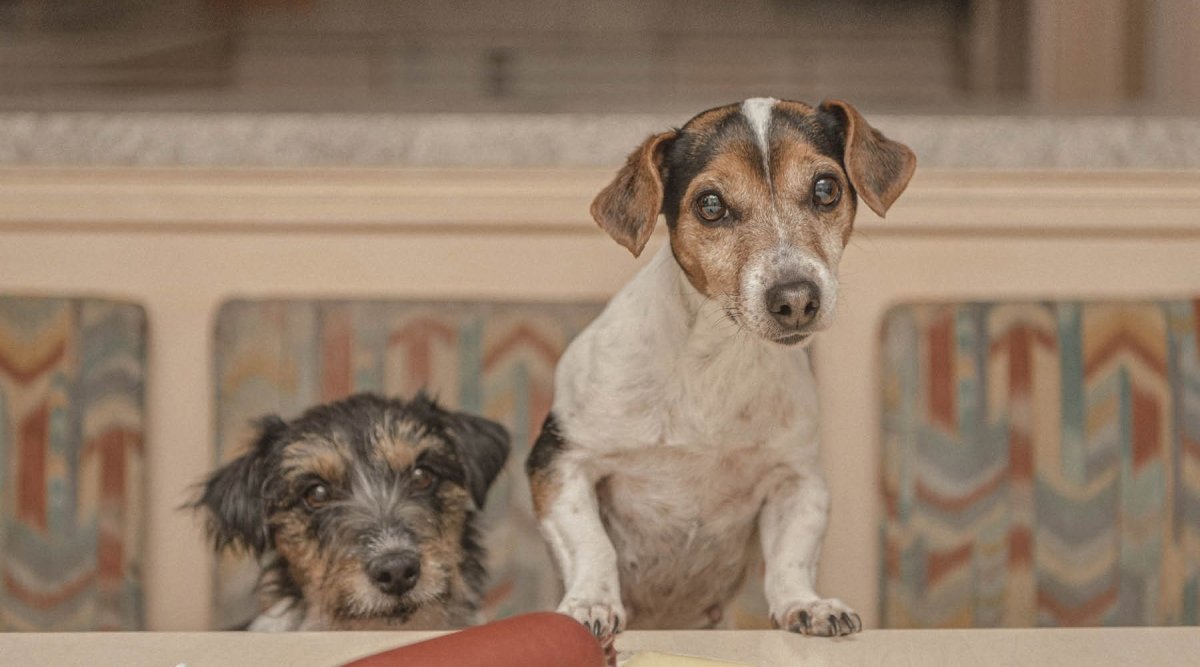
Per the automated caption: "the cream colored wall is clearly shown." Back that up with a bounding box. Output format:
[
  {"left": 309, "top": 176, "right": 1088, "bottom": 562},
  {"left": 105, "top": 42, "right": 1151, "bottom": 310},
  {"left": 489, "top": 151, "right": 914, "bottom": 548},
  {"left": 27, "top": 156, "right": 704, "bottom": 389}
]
[{"left": 1, "top": 167, "right": 1198, "bottom": 631}]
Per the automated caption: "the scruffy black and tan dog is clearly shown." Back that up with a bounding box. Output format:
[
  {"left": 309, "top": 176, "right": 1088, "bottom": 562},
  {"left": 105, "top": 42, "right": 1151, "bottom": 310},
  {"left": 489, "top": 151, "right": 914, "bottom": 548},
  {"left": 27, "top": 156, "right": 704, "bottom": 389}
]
[{"left": 193, "top": 392, "right": 510, "bottom": 631}]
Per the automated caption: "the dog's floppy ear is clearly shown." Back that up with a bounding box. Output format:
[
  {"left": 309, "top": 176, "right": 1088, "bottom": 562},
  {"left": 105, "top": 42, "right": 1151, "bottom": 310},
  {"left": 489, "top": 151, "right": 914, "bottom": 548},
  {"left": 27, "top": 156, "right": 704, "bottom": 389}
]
[
  {"left": 191, "top": 415, "right": 287, "bottom": 555},
  {"left": 818, "top": 99, "right": 916, "bottom": 217},
  {"left": 442, "top": 410, "right": 511, "bottom": 509},
  {"left": 591, "top": 130, "right": 677, "bottom": 257}
]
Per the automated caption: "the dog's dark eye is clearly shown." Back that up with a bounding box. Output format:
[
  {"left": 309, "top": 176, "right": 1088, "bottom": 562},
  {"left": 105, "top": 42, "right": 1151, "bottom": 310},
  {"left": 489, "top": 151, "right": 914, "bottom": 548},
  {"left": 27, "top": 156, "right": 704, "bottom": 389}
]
[
  {"left": 812, "top": 177, "right": 841, "bottom": 208},
  {"left": 411, "top": 467, "right": 436, "bottom": 492},
  {"left": 696, "top": 193, "right": 728, "bottom": 223},
  {"left": 303, "top": 482, "right": 331, "bottom": 510}
]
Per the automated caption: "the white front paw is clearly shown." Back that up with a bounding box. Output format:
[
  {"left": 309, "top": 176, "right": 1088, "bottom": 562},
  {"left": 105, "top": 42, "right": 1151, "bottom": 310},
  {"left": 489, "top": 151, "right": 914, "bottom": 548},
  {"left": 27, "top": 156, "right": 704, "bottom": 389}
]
[
  {"left": 773, "top": 597, "right": 861, "bottom": 637},
  {"left": 558, "top": 596, "right": 627, "bottom": 638}
]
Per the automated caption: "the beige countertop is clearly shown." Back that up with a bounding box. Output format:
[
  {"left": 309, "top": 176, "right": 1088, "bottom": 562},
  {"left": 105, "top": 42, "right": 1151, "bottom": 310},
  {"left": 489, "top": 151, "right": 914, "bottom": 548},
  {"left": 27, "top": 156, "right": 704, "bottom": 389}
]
[{"left": 1, "top": 628, "right": 1198, "bottom": 667}]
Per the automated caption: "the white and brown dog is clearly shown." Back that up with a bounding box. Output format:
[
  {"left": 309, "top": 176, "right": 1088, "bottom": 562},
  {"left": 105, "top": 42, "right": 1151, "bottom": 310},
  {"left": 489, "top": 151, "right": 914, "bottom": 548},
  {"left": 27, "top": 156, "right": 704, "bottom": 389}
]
[{"left": 526, "top": 98, "right": 915, "bottom": 638}]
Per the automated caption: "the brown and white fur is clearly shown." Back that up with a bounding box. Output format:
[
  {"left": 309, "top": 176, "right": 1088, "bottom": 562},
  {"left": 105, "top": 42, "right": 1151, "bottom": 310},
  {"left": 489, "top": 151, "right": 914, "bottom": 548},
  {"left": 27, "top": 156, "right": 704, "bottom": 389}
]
[
  {"left": 526, "top": 98, "right": 915, "bottom": 638},
  {"left": 192, "top": 392, "right": 510, "bottom": 631}
]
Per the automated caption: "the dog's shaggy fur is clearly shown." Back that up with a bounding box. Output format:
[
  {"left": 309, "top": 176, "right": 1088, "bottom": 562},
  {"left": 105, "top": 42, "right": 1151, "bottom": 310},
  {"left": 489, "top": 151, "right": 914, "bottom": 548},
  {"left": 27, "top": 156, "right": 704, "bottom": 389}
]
[{"left": 192, "top": 392, "right": 510, "bottom": 631}]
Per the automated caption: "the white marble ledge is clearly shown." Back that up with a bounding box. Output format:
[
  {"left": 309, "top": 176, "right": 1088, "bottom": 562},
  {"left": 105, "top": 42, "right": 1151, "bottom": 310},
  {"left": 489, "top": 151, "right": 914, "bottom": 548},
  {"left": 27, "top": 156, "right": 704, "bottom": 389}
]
[{"left": 1, "top": 112, "right": 1199, "bottom": 170}]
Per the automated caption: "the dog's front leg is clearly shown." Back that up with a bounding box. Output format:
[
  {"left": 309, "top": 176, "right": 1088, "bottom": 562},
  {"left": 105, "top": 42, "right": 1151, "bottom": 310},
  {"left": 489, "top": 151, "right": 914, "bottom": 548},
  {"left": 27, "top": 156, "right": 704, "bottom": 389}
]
[
  {"left": 531, "top": 453, "right": 626, "bottom": 638},
  {"left": 760, "top": 470, "right": 861, "bottom": 637}
]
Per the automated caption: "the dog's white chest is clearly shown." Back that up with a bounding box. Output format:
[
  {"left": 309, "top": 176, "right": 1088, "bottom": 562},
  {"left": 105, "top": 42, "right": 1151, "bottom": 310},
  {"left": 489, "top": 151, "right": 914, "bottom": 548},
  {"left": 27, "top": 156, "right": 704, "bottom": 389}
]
[{"left": 596, "top": 442, "right": 789, "bottom": 628}]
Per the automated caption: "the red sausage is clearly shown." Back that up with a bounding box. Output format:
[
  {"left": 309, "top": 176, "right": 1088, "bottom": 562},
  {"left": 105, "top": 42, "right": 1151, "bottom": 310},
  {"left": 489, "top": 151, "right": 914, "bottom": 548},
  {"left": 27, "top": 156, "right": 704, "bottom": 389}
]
[{"left": 341, "top": 612, "right": 607, "bottom": 667}]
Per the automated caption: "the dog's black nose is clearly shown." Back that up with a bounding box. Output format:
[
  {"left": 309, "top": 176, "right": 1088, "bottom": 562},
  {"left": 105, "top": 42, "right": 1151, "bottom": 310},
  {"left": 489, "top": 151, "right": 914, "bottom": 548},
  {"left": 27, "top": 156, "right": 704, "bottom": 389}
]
[
  {"left": 366, "top": 552, "right": 422, "bottom": 596},
  {"left": 766, "top": 280, "right": 820, "bottom": 330}
]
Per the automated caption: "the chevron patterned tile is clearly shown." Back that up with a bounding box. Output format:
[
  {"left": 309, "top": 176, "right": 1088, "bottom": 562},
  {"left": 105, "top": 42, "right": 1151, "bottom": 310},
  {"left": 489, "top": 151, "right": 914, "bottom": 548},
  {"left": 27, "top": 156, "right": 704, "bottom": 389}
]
[
  {"left": 0, "top": 297, "right": 145, "bottom": 631},
  {"left": 882, "top": 300, "right": 1200, "bottom": 628}
]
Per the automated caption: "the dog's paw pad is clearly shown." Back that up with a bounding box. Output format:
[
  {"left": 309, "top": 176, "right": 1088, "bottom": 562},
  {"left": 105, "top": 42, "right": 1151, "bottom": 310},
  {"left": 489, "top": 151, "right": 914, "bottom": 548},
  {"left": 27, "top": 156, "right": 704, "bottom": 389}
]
[
  {"left": 774, "top": 598, "right": 861, "bottom": 637},
  {"left": 559, "top": 599, "right": 626, "bottom": 639}
]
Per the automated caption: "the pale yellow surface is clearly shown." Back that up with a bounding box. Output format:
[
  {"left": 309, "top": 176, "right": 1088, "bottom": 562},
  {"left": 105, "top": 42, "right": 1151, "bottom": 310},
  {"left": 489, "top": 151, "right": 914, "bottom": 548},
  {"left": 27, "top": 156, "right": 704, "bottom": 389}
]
[
  {"left": 623, "top": 651, "right": 752, "bottom": 667},
  {"left": 1, "top": 629, "right": 1199, "bottom": 667}
]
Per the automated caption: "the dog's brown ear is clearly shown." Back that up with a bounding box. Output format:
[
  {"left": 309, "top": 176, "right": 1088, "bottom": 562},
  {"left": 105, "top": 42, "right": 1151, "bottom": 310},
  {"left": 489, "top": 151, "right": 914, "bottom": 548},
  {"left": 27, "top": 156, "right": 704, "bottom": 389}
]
[
  {"left": 189, "top": 415, "right": 287, "bottom": 555},
  {"left": 591, "top": 130, "right": 677, "bottom": 257},
  {"left": 819, "top": 99, "right": 916, "bottom": 217}
]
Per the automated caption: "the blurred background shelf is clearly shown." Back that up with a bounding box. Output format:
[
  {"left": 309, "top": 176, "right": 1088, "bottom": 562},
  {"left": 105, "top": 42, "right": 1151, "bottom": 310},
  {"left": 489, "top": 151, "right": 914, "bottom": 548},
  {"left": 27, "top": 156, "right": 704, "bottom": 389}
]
[{"left": 1, "top": 0, "right": 1197, "bottom": 115}]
